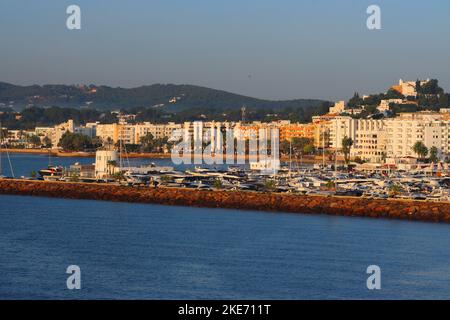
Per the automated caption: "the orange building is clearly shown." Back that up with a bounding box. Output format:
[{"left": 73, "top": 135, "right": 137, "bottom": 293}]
[{"left": 279, "top": 123, "right": 315, "bottom": 142}]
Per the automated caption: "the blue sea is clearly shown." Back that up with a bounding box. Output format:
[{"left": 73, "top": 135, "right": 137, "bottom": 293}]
[{"left": 1, "top": 153, "right": 450, "bottom": 299}]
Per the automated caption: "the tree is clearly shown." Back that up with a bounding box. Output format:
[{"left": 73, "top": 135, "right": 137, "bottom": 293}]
[
  {"left": 264, "top": 179, "right": 277, "bottom": 192},
  {"left": 290, "top": 137, "right": 313, "bottom": 158},
  {"left": 27, "top": 134, "right": 41, "bottom": 148},
  {"left": 421, "top": 79, "right": 443, "bottom": 95},
  {"left": 42, "top": 136, "right": 52, "bottom": 148},
  {"left": 213, "top": 179, "right": 223, "bottom": 189},
  {"left": 280, "top": 140, "right": 290, "bottom": 155},
  {"left": 348, "top": 92, "right": 363, "bottom": 108},
  {"left": 303, "top": 144, "right": 316, "bottom": 155},
  {"left": 415, "top": 79, "right": 422, "bottom": 95},
  {"left": 104, "top": 137, "right": 114, "bottom": 149},
  {"left": 429, "top": 146, "right": 439, "bottom": 163},
  {"left": 91, "top": 136, "right": 102, "bottom": 149},
  {"left": 439, "top": 93, "right": 449, "bottom": 108},
  {"left": 389, "top": 184, "right": 404, "bottom": 197},
  {"left": 140, "top": 133, "right": 155, "bottom": 152},
  {"left": 58, "top": 131, "right": 93, "bottom": 151},
  {"left": 325, "top": 180, "right": 336, "bottom": 190},
  {"left": 106, "top": 160, "right": 117, "bottom": 176},
  {"left": 341, "top": 136, "right": 353, "bottom": 165},
  {"left": 0, "top": 127, "right": 8, "bottom": 146},
  {"left": 412, "top": 141, "right": 428, "bottom": 160}
]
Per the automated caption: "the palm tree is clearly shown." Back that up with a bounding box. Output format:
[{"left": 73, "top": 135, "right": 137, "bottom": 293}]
[
  {"left": 342, "top": 136, "right": 353, "bottom": 165},
  {"left": 106, "top": 160, "right": 117, "bottom": 176},
  {"left": 412, "top": 141, "right": 428, "bottom": 160},
  {"left": 429, "top": 146, "right": 439, "bottom": 163}
]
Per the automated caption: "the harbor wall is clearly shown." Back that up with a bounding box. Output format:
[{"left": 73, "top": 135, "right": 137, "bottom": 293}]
[{"left": 0, "top": 179, "right": 449, "bottom": 223}]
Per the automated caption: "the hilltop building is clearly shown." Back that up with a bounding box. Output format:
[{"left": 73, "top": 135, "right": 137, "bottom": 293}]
[
  {"left": 329, "top": 101, "right": 346, "bottom": 114},
  {"left": 391, "top": 79, "right": 430, "bottom": 97}
]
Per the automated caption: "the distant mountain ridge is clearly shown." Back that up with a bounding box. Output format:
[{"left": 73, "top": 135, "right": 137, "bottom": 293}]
[{"left": 0, "top": 82, "right": 328, "bottom": 112}]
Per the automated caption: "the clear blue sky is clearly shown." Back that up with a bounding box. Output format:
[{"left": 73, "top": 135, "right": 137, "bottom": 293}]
[{"left": 0, "top": 0, "right": 449, "bottom": 101}]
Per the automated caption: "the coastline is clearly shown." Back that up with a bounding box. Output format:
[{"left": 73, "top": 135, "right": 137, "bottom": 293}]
[
  {"left": 1, "top": 148, "right": 330, "bottom": 163},
  {"left": 1, "top": 148, "right": 171, "bottom": 159},
  {"left": 0, "top": 179, "right": 448, "bottom": 223}
]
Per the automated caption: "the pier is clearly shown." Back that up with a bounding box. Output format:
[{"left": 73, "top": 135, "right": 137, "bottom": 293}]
[{"left": 0, "top": 179, "right": 448, "bottom": 223}]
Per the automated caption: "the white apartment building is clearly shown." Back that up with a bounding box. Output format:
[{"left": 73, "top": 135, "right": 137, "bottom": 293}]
[
  {"left": 51, "top": 119, "right": 75, "bottom": 147},
  {"left": 96, "top": 123, "right": 118, "bottom": 144},
  {"left": 377, "top": 99, "right": 403, "bottom": 113},
  {"left": 95, "top": 150, "right": 118, "bottom": 178},
  {"left": 391, "top": 79, "right": 430, "bottom": 97},
  {"left": 75, "top": 122, "right": 98, "bottom": 138},
  {"left": 328, "top": 116, "right": 357, "bottom": 150},
  {"left": 134, "top": 122, "right": 183, "bottom": 143},
  {"left": 352, "top": 119, "right": 387, "bottom": 162},
  {"left": 329, "top": 101, "right": 346, "bottom": 114},
  {"left": 327, "top": 116, "right": 386, "bottom": 162},
  {"left": 96, "top": 123, "right": 136, "bottom": 145},
  {"left": 385, "top": 113, "right": 450, "bottom": 159}
]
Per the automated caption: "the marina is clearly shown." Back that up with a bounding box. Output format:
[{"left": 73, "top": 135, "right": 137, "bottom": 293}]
[
  {"left": 1, "top": 142, "right": 449, "bottom": 206},
  {"left": 20, "top": 149, "right": 450, "bottom": 203}
]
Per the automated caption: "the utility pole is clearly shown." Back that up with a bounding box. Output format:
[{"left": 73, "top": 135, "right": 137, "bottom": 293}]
[{"left": 241, "top": 105, "right": 246, "bottom": 124}]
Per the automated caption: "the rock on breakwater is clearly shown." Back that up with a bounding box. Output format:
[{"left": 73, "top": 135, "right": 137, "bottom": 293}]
[{"left": 0, "top": 179, "right": 449, "bottom": 223}]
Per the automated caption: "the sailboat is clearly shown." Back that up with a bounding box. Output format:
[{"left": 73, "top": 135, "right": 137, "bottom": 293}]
[
  {"left": 0, "top": 123, "right": 3, "bottom": 179},
  {"left": 38, "top": 150, "right": 63, "bottom": 179},
  {"left": 0, "top": 121, "right": 15, "bottom": 178}
]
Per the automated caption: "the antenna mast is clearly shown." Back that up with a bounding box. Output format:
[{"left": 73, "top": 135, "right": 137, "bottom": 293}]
[{"left": 241, "top": 105, "right": 246, "bottom": 124}]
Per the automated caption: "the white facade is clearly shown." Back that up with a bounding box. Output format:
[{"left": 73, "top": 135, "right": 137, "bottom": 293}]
[
  {"left": 51, "top": 119, "right": 74, "bottom": 147},
  {"left": 95, "top": 150, "right": 118, "bottom": 178},
  {"left": 134, "top": 122, "right": 182, "bottom": 143},
  {"left": 385, "top": 113, "right": 450, "bottom": 159},
  {"left": 328, "top": 116, "right": 357, "bottom": 149},
  {"left": 377, "top": 99, "right": 403, "bottom": 113},
  {"left": 352, "top": 119, "right": 387, "bottom": 162},
  {"left": 327, "top": 117, "right": 387, "bottom": 162},
  {"left": 329, "top": 101, "right": 346, "bottom": 114}
]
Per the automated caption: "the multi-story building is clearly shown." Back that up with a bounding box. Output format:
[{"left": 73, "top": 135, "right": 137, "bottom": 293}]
[
  {"left": 75, "top": 122, "right": 98, "bottom": 138},
  {"left": 391, "top": 79, "right": 430, "bottom": 97},
  {"left": 279, "top": 123, "right": 315, "bottom": 141},
  {"left": 329, "top": 101, "right": 346, "bottom": 114},
  {"left": 325, "top": 116, "right": 387, "bottom": 162},
  {"left": 352, "top": 119, "right": 387, "bottom": 162},
  {"left": 385, "top": 112, "right": 450, "bottom": 159},
  {"left": 51, "top": 119, "right": 75, "bottom": 147},
  {"left": 96, "top": 123, "right": 136, "bottom": 145},
  {"left": 312, "top": 114, "right": 335, "bottom": 148},
  {"left": 134, "top": 122, "right": 183, "bottom": 143},
  {"left": 327, "top": 116, "right": 357, "bottom": 150},
  {"left": 377, "top": 99, "right": 403, "bottom": 113},
  {"left": 96, "top": 123, "right": 120, "bottom": 144}
]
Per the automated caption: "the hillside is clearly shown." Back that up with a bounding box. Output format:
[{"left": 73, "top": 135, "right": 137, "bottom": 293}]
[{"left": 0, "top": 82, "right": 328, "bottom": 112}]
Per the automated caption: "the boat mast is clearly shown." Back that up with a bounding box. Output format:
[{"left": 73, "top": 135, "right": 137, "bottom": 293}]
[
  {"left": 289, "top": 139, "right": 292, "bottom": 176},
  {"left": 0, "top": 122, "right": 14, "bottom": 178},
  {"left": 0, "top": 121, "right": 2, "bottom": 176},
  {"left": 322, "top": 124, "right": 325, "bottom": 168}
]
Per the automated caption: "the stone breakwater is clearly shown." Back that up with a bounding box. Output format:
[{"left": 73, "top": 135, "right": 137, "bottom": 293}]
[{"left": 0, "top": 179, "right": 449, "bottom": 223}]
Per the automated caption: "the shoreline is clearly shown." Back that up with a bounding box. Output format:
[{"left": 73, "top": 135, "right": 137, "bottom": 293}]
[
  {"left": 0, "top": 148, "right": 331, "bottom": 163},
  {"left": 0, "top": 179, "right": 448, "bottom": 223},
  {"left": 0, "top": 148, "right": 171, "bottom": 159}
]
